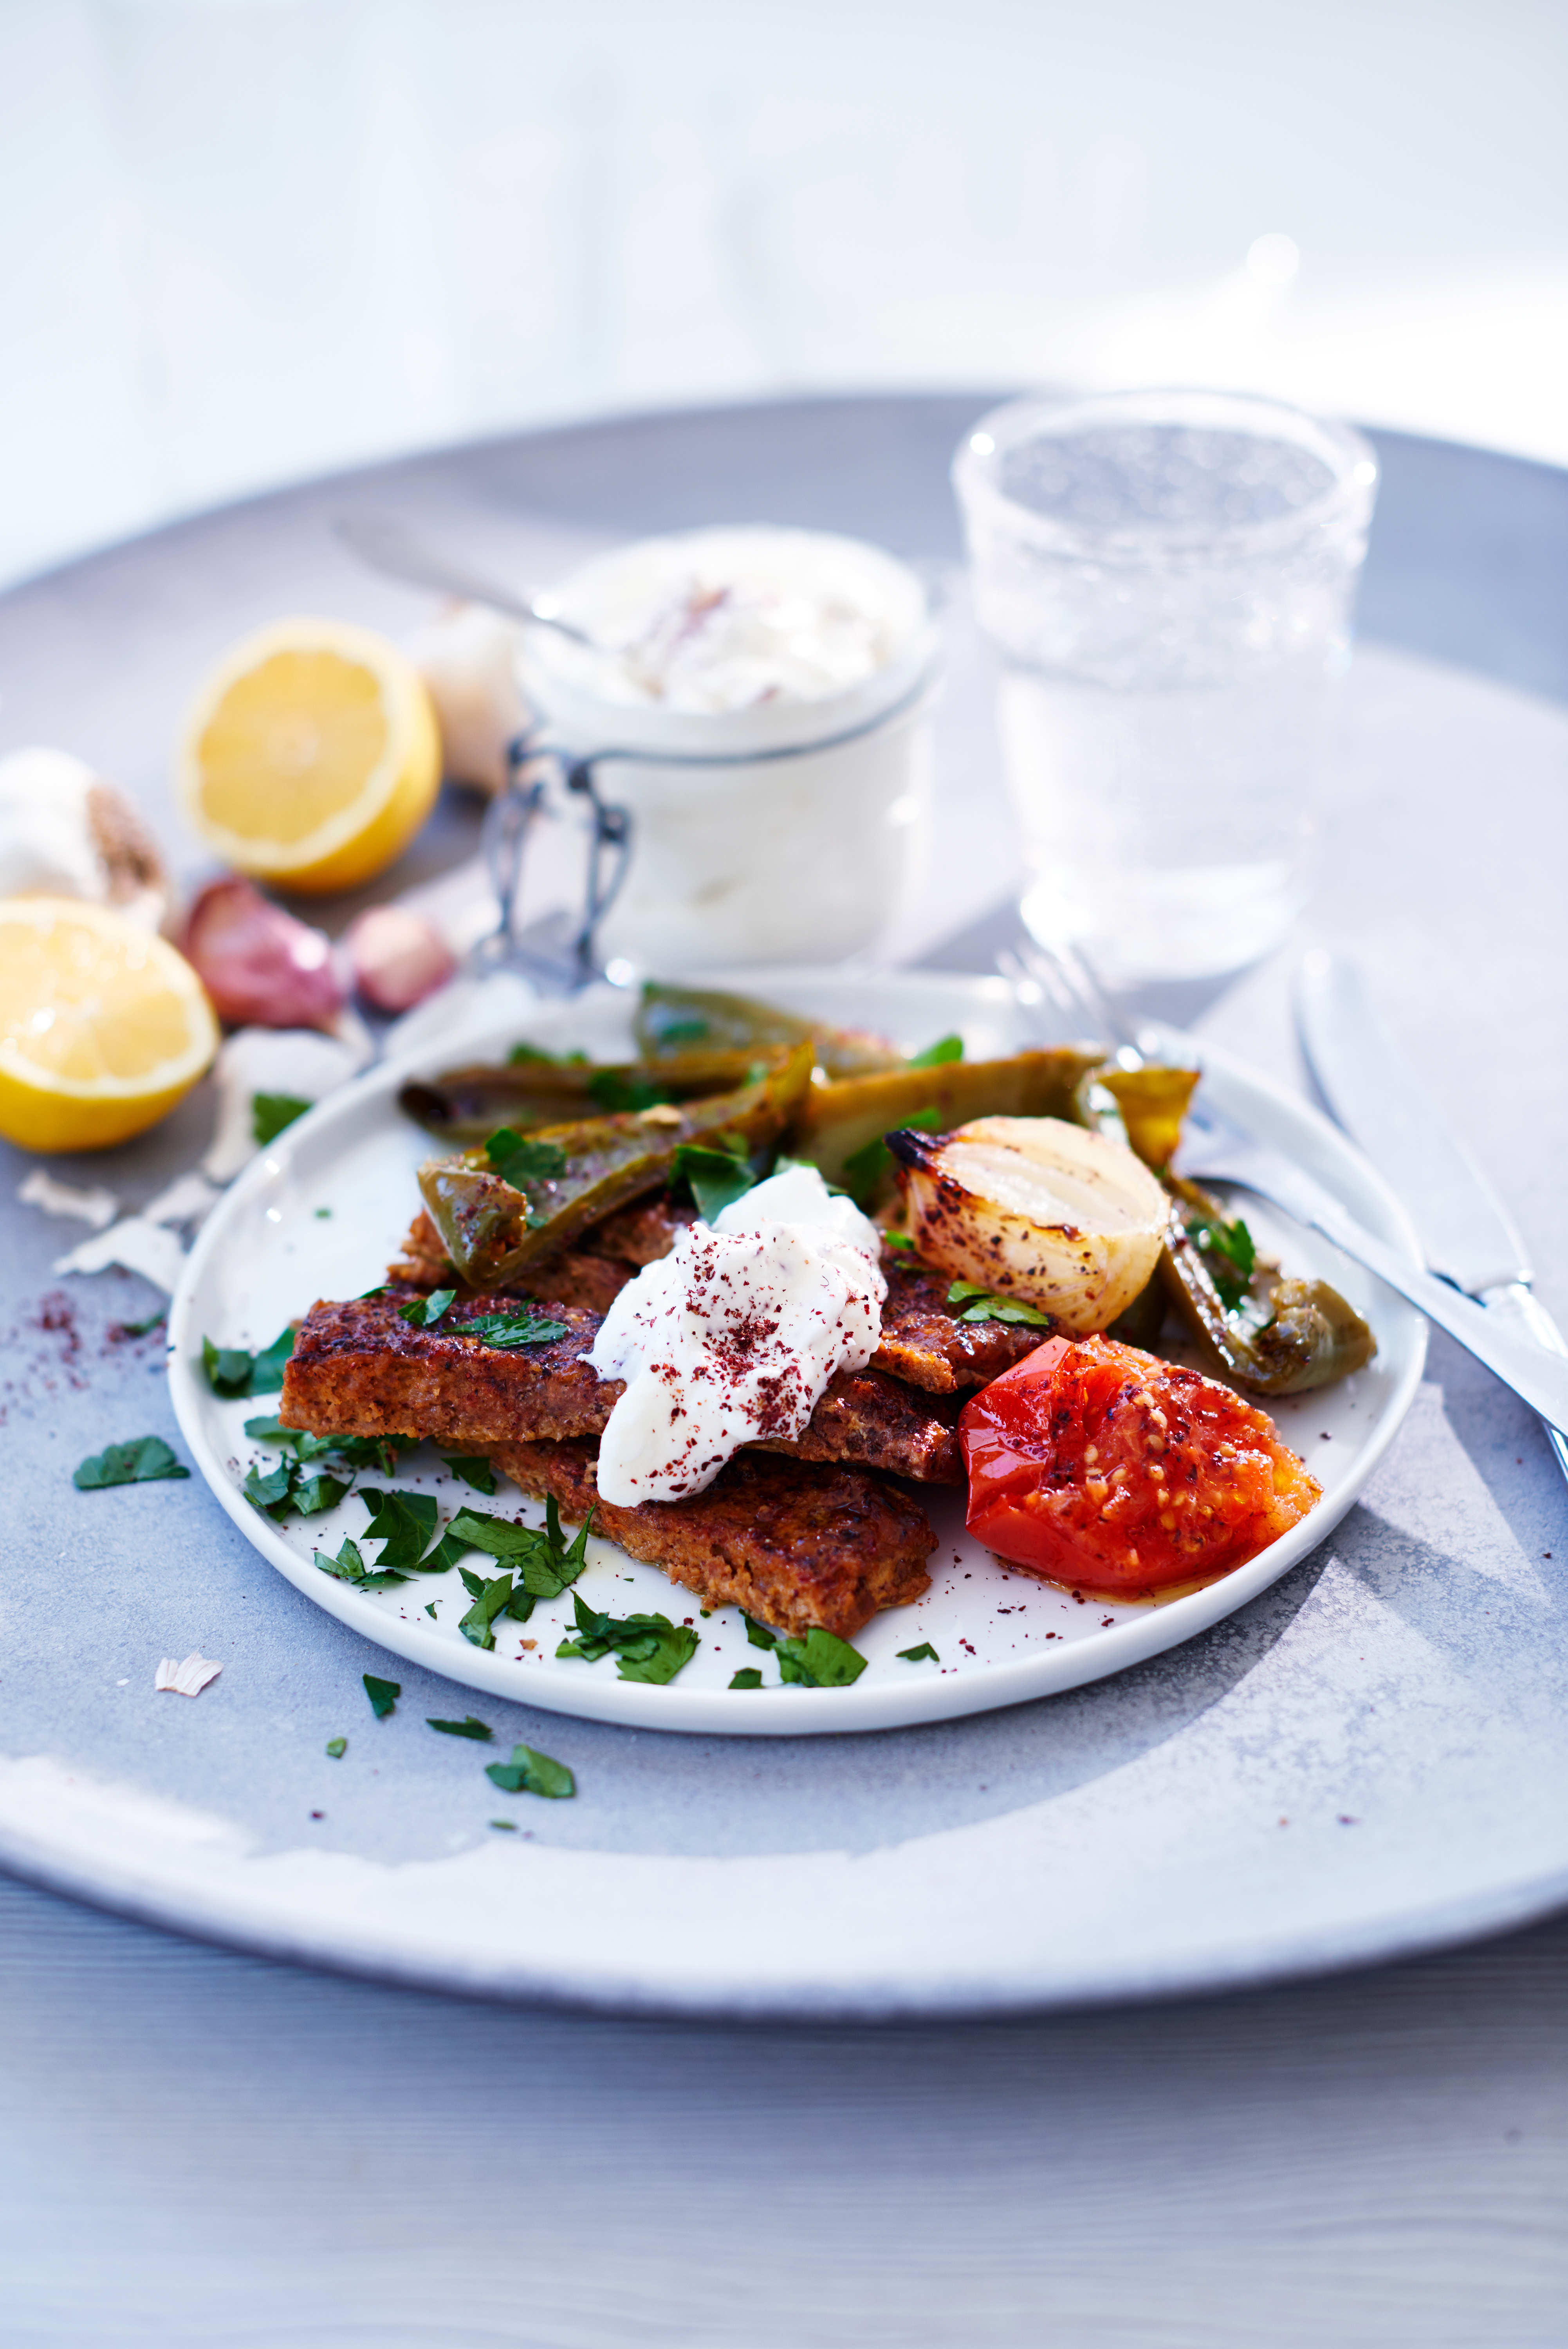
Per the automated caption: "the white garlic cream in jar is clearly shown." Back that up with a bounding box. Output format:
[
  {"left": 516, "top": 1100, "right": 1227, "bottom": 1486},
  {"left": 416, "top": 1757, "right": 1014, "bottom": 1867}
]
[{"left": 518, "top": 527, "right": 938, "bottom": 970}]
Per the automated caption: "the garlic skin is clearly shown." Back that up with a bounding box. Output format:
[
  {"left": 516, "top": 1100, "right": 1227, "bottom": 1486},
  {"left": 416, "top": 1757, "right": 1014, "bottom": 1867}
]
[
  {"left": 891, "top": 1114, "right": 1169, "bottom": 1333},
  {"left": 407, "top": 602, "right": 530, "bottom": 794},
  {"left": 345, "top": 904, "right": 457, "bottom": 1012},
  {"left": 182, "top": 876, "right": 343, "bottom": 1031},
  {"left": 0, "top": 747, "right": 168, "bottom": 930}
]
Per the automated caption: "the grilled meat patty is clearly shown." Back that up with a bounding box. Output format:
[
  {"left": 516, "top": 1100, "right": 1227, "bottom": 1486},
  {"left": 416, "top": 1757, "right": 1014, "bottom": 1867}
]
[
  {"left": 488, "top": 1440, "right": 935, "bottom": 1637},
  {"left": 280, "top": 1288, "right": 963, "bottom": 1483},
  {"left": 389, "top": 1197, "right": 1048, "bottom": 1394}
]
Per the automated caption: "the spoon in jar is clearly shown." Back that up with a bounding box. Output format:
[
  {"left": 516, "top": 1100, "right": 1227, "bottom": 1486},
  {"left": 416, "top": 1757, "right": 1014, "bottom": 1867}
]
[{"left": 334, "top": 514, "right": 597, "bottom": 649}]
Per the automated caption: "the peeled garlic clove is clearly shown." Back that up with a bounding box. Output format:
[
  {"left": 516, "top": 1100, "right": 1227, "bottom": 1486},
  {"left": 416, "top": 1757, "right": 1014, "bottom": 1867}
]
[
  {"left": 0, "top": 747, "right": 169, "bottom": 930},
  {"left": 407, "top": 602, "right": 530, "bottom": 794},
  {"left": 182, "top": 876, "right": 342, "bottom": 1030},
  {"left": 346, "top": 904, "right": 457, "bottom": 1012},
  {"left": 890, "top": 1113, "right": 1169, "bottom": 1333}
]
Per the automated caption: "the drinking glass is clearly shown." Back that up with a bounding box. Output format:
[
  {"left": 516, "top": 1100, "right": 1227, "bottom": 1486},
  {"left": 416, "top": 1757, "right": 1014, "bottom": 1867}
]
[{"left": 953, "top": 389, "right": 1377, "bottom": 987}]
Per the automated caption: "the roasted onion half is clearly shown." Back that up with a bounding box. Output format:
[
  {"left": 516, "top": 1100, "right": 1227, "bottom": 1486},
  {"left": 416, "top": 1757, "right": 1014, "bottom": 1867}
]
[{"left": 888, "top": 1114, "right": 1169, "bottom": 1333}]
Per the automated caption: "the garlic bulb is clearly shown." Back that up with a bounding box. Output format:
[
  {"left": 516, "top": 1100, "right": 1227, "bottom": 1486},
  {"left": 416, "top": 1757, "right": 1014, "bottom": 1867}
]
[
  {"left": 890, "top": 1114, "right": 1169, "bottom": 1332},
  {"left": 407, "top": 602, "right": 530, "bottom": 794},
  {"left": 0, "top": 747, "right": 168, "bottom": 929}
]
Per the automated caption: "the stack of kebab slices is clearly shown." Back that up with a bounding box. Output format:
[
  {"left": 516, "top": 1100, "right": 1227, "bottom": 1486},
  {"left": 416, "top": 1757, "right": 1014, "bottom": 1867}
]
[{"left": 277, "top": 986, "right": 1374, "bottom": 1639}]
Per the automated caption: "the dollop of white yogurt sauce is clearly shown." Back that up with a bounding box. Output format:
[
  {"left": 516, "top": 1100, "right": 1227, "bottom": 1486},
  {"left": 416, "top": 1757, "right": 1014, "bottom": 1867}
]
[
  {"left": 586, "top": 1162, "right": 887, "bottom": 1506},
  {"left": 555, "top": 529, "right": 918, "bottom": 714}
]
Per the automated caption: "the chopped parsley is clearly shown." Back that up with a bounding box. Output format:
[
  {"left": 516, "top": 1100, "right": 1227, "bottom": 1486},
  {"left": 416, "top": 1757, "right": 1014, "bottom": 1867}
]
[
  {"left": 485, "top": 1126, "right": 568, "bottom": 1189},
  {"left": 459, "top": 1309, "right": 570, "bottom": 1348},
  {"left": 945, "top": 1280, "right": 1052, "bottom": 1328},
  {"left": 244, "top": 1418, "right": 413, "bottom": 1478},
  {"left": 445, "top": 1497, "right": 593, "bottom": 1604},
  {"left": 743, "top": 1614, "right": 778, "bottom": 1650},
  {"left": 202, "top": 1325, "right": 295, "bottom": 1399},
  {"left": 359, "top": 1487, "right": 469, "bottom": 1574},
  {"left": 325, "top": 1737, "right": 347, "bottom": 1758},
  {"left": 882, "top": 1232, "right": 916, "bottom": 1253},
  {"left": 73, "top": 1435, "right": 190, "bottom": 1489},
  {"left": 506, "top": 1041, "right": 583, "bottom": 1065},
  {"left": 1185, "top": 1205, "right": 1258, "bottom": 1311},
  {"left": 398, "top": 1286, "right": 456, "bottom": 1329},
  {"left": 119, "top": 1310, "right": 167, "bottom": 1337},
  {"left": 776, "top": 1627, "right": 868, "bottom": 1688},
  {"left": 252, "top": 1457, "right": 349, "bottom": 1521},
  {"left": 556, "top": 1591, "right": 699, "bottom": 1684},
  {"left": 441, "top": 1454, "right": 496, "bottom": 1496},
  {"left": 728, "top": 1668, "right": 765, "bottom": 1690},
  {"left": 457, "top": 1568, "right": 521, "bottom": 1650},
  {"left": 251, "top": 1091, "right": 313, "bottom": 1147},
  {"left": 671, "top": 1140, "right": 758, "bottom": 1221},
  {"left": 427, "top": 1715, "right": 494, "bottom": 1740},
  {"left": 907, "top": 1034, "right": 964, "bottom": 1068},
  {"left": 588, "top": 1068, "right": 677, "bottom": 1113},
  {"left": 363, "top": 1674, "right": 400, "bottom": 1718},
  {"left": 897, "top": 1642, "right": 940, "bottom": 1663},
  {"left": 842, "top": 1104, "right": 944, "bottom": 1196},
  {"left": 485, "top": 1743, "right": 576, "bottom": 1799},
  {"left": 313, "top": 1535, "right": 404, "bottom": 1591},
  {"left": 490, "top": 1817, "right": 517, "bottom": 1829}
]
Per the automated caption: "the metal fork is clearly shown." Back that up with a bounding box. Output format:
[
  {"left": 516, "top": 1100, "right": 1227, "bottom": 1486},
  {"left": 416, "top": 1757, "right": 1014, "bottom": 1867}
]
[
  {"left": 1179, "top": 1088, "right": 1568, "bottom": 1434},
  {"left": 1001, "top": 932, "right": 1568, "bottom": 1434}
]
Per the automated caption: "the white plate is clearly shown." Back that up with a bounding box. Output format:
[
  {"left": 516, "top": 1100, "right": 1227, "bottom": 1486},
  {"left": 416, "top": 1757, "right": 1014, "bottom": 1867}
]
[{"left": 170, "top": 969, "right": 1426, "bottom": 1737}]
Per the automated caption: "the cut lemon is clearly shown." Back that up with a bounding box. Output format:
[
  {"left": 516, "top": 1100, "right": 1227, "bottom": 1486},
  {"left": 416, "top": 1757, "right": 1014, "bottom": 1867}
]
[
  {"left": 177, "top": 617, "right": 442, "bottom": 893},
  {"left": 0, "top": 897, "right": 219, "bottom": 1152}
]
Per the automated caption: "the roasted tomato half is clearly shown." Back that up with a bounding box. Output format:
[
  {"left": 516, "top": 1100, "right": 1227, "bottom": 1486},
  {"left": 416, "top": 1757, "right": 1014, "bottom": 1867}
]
[{"left": 958, "top": 1334, "right": 1320, "bottom": 1597}]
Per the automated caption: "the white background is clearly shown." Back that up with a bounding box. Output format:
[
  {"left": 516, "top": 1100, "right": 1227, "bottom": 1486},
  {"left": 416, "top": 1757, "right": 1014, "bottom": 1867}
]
[{"left": 2, "top": 0, "right": 1565, "bottom": 586}]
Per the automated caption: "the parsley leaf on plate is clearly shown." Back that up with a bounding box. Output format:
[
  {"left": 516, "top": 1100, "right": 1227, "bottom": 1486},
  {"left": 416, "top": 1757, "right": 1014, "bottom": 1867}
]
[
  {"left": 485, "top": 1744, "right": 576, "bottom": 1799},
  {"left": 906, "top": 1033, "right": 964, "bottom": 1068},
  {"left": 398, "top": 1286, "right": 457, "bottom": 1330},
  {"left": 897, "top": 1641, "right": 940, "bottom": 1663},
  {"left": 743, "top": 1614, "right": 778, "bottom": 1650},
  {"left": 776, "top": 1627, "right": 868, "bottom": 1688},
  {"left": 457, "top": 1568, "right": 517, "bottom": 1650},
  {"left": 484, "top": 1126, "right": 568, "bottom": 1189},
  {"left": 440, "top": 1454, "right": 497, "bottom": 1496},
  {"left": 325, "top": 1737, "right": 347, "bottom": 1759},
  {"left": 729, "top": 1668, "right": 765, "bottom": 1690},
  {"left": 357, "top": 1487, "right": 455, "bottom": 1573},
  {"left": 945, "top": 1280, "right": 1052, "bottom": 1328},
  {"left": 251, "top": 1092, "right": 312, "bottom": 1147},
  {"left": 73, "top": 1435, "right": 190, "bottom": 1489},
  {"left": 244, "top": 1419, "right": 413, "bottom": 1478},
  {"left": 313, "top": 1535, "right": 404, "bottom": 1592},
  {"left": 1185, "top": 1206, "right": 1258, "bottom": 1312},
  {"left": 459, "top": 1308, "right": 570, "bottom": 1349},
  {"left": 202, "top": 1325, "right": 296, "bottom": 1399},
  {"left": 427, "top": 1715, "right": 493, "bottom": 1741},
  {"left": 363, "top": 1674, "right": 400, "bottom": 1718},
  {"left": 671, "top": 1140, "right": 757, "bottom": 1221},
  {"left": 446, "top": 1497, "right": 593, "bottom": 1600},
  {"left": 556, "top": 1590, "right": 699, "bottom": 1685}
]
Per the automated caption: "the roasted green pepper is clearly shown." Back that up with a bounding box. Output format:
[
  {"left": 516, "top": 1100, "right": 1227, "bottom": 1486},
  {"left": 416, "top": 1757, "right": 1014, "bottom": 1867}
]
[
  {"left": 798, "top": 1047, "right": 1106, "bottom": 1200},
  {"left": 635, "top": 982, "right": 905, "bottom": 1077},
  {"left": 399, "top": 1050, "right": 782, "bottom": 1144},
  {"left": 419, "top": 1043, "right": 814, "bottom": 1288},
  {"left": 1160, "top": 1175, "right": 1377, "bottom": 1395}
]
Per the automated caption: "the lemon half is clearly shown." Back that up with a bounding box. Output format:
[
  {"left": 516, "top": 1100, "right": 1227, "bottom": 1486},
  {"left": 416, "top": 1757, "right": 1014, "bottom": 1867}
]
[
  {"left": 0, "top": 897, "right": 219, "bottom": 1152},
  {"left": 178, "top": 617, "right": 442, "bottom": 893}
]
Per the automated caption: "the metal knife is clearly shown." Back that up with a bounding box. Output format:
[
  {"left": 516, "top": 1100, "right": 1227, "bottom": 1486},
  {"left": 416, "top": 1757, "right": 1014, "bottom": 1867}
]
[{"left": 1295, "top": 949, "right": 1568, "bottom": 1487}]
